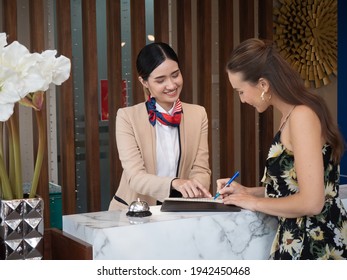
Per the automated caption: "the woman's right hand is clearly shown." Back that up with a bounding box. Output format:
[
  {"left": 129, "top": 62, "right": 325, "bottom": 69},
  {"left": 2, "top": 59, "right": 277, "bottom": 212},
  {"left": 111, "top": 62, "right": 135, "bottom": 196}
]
[
  {"left": 216, "top": 178, "right": 247, "bottom": 197},
  {"left": 171, "top": 178, "right": 212, "bottom": 198}
]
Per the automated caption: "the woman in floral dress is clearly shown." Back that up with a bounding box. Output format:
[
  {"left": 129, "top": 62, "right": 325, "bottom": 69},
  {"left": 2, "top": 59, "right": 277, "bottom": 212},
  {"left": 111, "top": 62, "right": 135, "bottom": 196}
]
[{"left": 217, "top": 38, "right": 347, "bottom": 259}]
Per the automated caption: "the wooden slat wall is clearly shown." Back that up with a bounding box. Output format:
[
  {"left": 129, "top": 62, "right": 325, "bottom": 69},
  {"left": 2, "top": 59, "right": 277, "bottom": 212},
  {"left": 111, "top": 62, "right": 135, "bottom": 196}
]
[
  {"left": 2, "top": 0, "right": 17, "bottom": 42},
  {"left": 176, "top": 0, "right": 193, "bottom": 103},
  {"left": 154, "top": 0, "right": 169, "bottom": 43},
  {"left": 239, "top": 0, "right": 257, "bottom": 186},
  {"left": 81, "top": 0, "right": 101, "bottom": 212},
  {"left": 131, "top": 0, "right": 146, "bottom": 105},
  {"left": 55, "top": 0, "right": 76, "bottom": 215},
  {"left": 197, "top": 0, "right": 213, "bottom": 174},
  {"left": 1, "top": 0, "right": 276, "bottom": 218},
  {"left": 258, "top": 0, "right": 274, "bottom": 180},
  {"left": 29, "top": 0, "right": 50, "bottom": 228},
  {"left": 106, "top": 0, "right": 123, "bottom": 197},
  {"left": 218, "top": 0, "right": 234, "bottom": 178}
]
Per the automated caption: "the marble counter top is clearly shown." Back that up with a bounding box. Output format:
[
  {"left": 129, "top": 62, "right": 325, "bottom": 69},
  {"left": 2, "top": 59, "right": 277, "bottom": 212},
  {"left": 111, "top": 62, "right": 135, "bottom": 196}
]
[
  {"left": 63, "top": 206, "right": 278, "bottom": 260},
  {"left": 63, "top": 185, "right": 347, "bottom": 260},
  {"left": 340, "top": 184, "right": 347, "bottom": 200}
]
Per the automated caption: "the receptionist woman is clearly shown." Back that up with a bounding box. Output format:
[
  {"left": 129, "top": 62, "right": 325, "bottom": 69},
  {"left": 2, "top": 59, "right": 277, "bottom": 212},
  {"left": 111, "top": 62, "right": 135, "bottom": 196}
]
[{"left": 109, "top": 42, "right": 211, "bottom": 210}]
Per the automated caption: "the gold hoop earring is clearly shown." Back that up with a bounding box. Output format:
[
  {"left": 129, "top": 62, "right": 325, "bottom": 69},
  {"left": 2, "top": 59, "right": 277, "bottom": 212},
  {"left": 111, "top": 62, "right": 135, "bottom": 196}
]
[
  {"left": 261, "top": 91, "right": 272, "bottom": 102},
  {"left": 261, "top": 91, "right": 266, "bottom": 101}
]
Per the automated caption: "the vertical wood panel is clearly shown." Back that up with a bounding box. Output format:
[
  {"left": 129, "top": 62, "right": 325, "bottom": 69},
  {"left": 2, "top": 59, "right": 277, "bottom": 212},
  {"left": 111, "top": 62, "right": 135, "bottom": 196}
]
[
  {"left": 197, "top": 0, "right": 212, "bottom": 177},
  {"left": 176, "top": 0, "right": 193, "bottom": 103},
  {"left": 154, "top": 0, "right": 169, "bottom": 43},
  {"left": 106, "top": 0, "right": 123, "bottom": 197},
  {"left": 218, "top": 0, "right": 234, "bottom": 178},
  {"left": 2, "top": 0, "right": 17, "bottom": 42},
  {"left": 258, "top": 0, "right": 274, "bottom": 181},
  {"left": 55, "top": 0, "right": 76, "bottom": 214},
  {"left": 81, "top": 0, "right": 101, "bottom": 211},
  {"left": 29, "top": 0, "right": 45, "bottom": 53},
  {"left": 131, "top": 0, "right": 146, "bottom": 105},
  {"left": 29, "top": 0, "right": 50, "bottom": 228},
  {"left": 239, "top": 0, "right": 256, "bottom": 186}
]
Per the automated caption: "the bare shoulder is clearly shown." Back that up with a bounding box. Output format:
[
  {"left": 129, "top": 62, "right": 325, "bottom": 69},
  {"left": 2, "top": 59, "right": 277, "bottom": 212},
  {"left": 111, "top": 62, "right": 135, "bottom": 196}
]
[
  {"left": 290, "top": 105, "right": 320, "bottom": 128},
  {"left": 288, "top": 105, "right": 323, "bottom": 146},
  {"left": 292, "top": 105, "right": 316, "bottom": 116}
]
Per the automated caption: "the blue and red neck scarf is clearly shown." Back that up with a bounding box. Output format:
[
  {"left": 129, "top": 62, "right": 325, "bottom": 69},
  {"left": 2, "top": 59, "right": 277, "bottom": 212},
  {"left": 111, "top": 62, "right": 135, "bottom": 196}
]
[{"left": 145, "top": 96, "right": 183, "bottom": 127}]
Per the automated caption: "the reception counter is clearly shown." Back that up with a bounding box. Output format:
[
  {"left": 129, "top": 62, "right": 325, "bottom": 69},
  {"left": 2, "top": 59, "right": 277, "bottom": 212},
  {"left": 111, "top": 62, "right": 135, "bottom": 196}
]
[
  {"left": 63, "top": 185, "right": 347, "bottom": 260},
  {"left": 63, "top": 206, "right": 278, "bottom": 260}
]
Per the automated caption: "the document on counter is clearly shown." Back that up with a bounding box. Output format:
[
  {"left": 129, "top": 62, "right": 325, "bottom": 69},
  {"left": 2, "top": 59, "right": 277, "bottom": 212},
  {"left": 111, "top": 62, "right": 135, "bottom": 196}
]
[
  {"left": 163, "top": 197, "right": 224, "bottom": 203},
  {"left": 160, "top": 197, "right": 241, "bottom": 212}
]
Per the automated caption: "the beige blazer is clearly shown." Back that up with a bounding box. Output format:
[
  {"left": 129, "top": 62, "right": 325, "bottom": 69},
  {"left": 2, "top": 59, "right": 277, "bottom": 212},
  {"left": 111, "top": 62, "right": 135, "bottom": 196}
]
[{"left": 109, "top": 101, "right": 211, "bottom": 210}]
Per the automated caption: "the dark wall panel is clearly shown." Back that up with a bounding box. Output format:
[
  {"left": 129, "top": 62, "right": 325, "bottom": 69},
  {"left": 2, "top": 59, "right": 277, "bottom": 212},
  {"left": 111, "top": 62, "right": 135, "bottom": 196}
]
[{"left": 239, "top": 0, "right": 256, "bottom": 186}]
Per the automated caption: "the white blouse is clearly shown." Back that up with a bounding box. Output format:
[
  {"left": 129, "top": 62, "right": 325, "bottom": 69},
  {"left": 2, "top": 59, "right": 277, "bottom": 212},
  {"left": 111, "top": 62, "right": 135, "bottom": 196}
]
[{"left": 154, "top": 102, "right": 180, "bottom": 177}]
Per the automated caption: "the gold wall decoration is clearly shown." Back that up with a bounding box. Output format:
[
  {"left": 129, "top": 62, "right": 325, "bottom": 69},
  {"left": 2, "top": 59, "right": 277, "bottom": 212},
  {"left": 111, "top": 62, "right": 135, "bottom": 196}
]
[{"left": 273, "top": 0, "right": 337, "bottom": 88}]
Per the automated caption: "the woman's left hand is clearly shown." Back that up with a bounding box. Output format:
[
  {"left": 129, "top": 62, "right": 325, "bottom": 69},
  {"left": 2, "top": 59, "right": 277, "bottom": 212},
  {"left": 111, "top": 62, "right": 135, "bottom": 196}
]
[{"left": 221, "top": 186, "right": 258, "bottom": 211}]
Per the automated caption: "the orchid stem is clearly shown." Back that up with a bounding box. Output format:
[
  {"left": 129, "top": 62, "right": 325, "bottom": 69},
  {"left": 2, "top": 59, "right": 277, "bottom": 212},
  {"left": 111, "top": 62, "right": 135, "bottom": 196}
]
[
  {"left": 0, "top": 122, "right": 13, "bottom": 199},
  {"left": 29, "top": 110, "right": 45, "bottom": 198},
  {"left": 0, "top": 154, "right": 13, "bottom": 200},
  {"left": 9, "top": 116, "right": 22, "bottom": 199},
  {"left": 0, "top": 123, "right": 13, "bottom": 199}
]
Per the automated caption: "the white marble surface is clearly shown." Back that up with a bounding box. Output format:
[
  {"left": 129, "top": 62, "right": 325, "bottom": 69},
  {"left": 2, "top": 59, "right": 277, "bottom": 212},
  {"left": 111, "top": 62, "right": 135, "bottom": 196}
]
[
  {"left": 63, "top": 206, "right": 278, "bottom": 260},
  {"left": 340, "top": 184, "right": 347, "bottom": 208},
  {"left": 63, "top": 185, "right": 347, "bottom": 260}
]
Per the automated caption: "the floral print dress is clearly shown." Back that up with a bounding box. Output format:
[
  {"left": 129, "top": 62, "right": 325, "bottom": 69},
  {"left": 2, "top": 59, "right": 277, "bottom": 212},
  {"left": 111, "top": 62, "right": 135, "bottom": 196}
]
[{"left": 262, "top": 131, "right": 347, "bottom": 260}]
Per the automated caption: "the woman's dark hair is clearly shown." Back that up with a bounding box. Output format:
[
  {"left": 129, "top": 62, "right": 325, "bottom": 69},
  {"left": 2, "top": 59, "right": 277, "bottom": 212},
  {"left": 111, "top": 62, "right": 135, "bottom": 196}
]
[
  {"left": 226, "top": 38, "right": 345, "bottom": 163},
  {"left": 136, "top": 42, "right": 179, "bottom": 81}
]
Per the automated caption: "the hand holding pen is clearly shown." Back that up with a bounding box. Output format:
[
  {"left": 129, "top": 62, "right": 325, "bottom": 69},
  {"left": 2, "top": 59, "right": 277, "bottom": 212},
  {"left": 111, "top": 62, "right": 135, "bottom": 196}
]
[{"left": 213, "top": 171, "right": 240, "bottom": 200}]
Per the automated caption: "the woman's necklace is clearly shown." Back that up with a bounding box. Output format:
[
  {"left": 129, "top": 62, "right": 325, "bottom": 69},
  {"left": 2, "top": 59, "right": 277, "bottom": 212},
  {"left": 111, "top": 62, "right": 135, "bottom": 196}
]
[{"left": 280, "top": 105, "right": 296, "bottom": 131}]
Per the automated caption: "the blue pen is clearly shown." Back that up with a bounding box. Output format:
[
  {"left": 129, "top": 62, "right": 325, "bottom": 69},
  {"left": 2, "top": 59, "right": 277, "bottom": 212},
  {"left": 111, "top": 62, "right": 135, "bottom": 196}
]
[{"left": 213, "top": 171, "right": 240, "bottom": 200}]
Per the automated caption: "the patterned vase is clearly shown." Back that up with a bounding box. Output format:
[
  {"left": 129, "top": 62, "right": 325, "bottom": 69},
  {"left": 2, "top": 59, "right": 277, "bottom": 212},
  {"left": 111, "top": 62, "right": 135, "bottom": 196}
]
[{"left": 0, "top": 195, "right": 44, "bottom": 260}]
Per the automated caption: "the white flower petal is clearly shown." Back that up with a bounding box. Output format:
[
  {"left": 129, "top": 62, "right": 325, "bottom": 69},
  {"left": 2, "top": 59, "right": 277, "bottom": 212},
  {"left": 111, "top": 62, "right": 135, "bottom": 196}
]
[
  {"left": 0, "top": 32, "right": 8, "bottom": 48},
  {"left": 41, "top": 49, "right": 57, "bottom": 58},
  {"left": 37, "top": 51, "right": 71, "bottom": 87},
  {"left": 0, "top": 68, "right": 22, "bottom": 103},
  {"left": 2, "top": 41, "right": 31, "bottom": 67},
  {"left": 20, "top": 72, "right": 46, "bottom": 96},
  {"left": 51, "top": 55, "right": 71, "bottom": 85},
  {"left": 0, "top": 102, "right": 15, "bottom": 122}
]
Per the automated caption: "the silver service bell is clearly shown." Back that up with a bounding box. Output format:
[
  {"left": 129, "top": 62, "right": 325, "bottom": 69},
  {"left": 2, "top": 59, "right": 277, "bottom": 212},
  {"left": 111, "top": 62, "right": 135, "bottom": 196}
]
[{"left": 126, "top": 198, "right": 152, "bottom": 217}]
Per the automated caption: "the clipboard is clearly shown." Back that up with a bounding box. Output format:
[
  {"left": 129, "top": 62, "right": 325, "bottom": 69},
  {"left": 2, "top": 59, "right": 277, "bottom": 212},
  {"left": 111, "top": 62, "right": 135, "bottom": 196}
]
[{"left": 160, "top": 198, "right": 241, "bottom": 212}]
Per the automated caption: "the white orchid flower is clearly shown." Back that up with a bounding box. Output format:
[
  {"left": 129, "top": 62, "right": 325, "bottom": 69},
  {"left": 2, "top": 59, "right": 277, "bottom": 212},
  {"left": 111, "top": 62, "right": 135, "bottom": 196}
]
[
  {"left": 2, "top": 42, "right": 46, "bottom": 95},
  {"left": 1, "top": 32, "right": 71, "bottom": 201},
  {"left": 0, "top": 32, "right": 71, "bottom": 122}
]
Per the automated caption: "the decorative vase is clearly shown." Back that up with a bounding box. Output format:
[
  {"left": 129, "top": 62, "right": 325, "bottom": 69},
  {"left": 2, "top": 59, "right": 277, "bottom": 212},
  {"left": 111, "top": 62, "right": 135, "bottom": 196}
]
[{"left": 0, "top": 195, "right": 44, "bottom": 260}]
